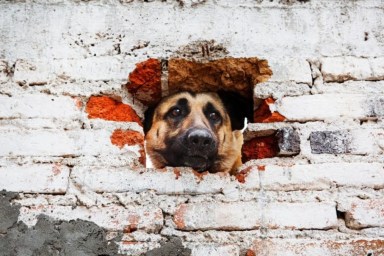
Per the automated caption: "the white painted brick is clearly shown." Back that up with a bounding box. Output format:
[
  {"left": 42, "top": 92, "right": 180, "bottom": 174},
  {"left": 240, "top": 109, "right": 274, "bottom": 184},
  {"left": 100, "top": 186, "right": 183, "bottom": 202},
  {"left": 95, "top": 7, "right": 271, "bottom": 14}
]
[
  {"left": 339, "top": 199, "right": 384, "bottom": 229},
  {"left": 261, "top": 163, "right": 384, "bottom": 191},
  {"left": 0, "top": 164, "right": 69, "bottom": 194},
  {"left": 173, "top": 202, "right": 337, "bottom": 230},
  {"left": 0, "top": 94, "right": 81, "bottom": 119},
  {"left": 13, "top": 59, "right": 52, "bottom": 85},
  {"left": 268, "top": 58, "right": 312, "bottom": 85},
  {"left": 321, "top": 57, "right": 384, "bottom": 82},
  {"left": 254, "top": 81, "right": 311, "bottom": 99},
  {"left": 13, "top": 57, "right": 132, "bottom": 83},
  {"left": 0, "top": 129, "right": 141, "bottom": 157},
  {"left": 71, "top": 167, "right": 243, "bottom": 194},
  {"left": 2, "top": 2, "right": 384, "bottom": 62},
  {"left": 275, "top": 94, "right": 383, "bottom": 121},
  {"left": 320, "top": 81, "right": 384, "bottom": 95},
  {"left": 190, "top": 244, "right": 240, "bottom": 256},
  {"left": 18, "top": 205, "right": 163, "bottom": 232},
  {"left": 265, "top": 202, "right": 337, "bottom": 230},
  {"left": 249, "top": 239, "right": 384, "bottom": 256}
]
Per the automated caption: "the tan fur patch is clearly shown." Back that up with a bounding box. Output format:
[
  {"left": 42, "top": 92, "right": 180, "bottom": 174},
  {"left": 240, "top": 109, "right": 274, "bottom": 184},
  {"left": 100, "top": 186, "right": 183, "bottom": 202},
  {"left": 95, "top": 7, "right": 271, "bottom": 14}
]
[{"left": 145, "top": 92, "right": 243, "bottom": 173}]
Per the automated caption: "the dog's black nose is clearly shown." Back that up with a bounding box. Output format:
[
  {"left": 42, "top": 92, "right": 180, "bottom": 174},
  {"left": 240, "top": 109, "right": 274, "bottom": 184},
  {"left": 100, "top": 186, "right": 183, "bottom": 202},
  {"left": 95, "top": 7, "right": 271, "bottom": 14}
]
[{"left": 186, "top": 128, "right": 215, "bottom": 152}]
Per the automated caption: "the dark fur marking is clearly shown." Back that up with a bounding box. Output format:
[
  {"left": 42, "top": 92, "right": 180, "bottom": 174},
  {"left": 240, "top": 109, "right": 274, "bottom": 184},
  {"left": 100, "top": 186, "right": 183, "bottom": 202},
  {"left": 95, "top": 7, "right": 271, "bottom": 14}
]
[{"left": 217, "top": 90, "right": 253, "bottom": 130}]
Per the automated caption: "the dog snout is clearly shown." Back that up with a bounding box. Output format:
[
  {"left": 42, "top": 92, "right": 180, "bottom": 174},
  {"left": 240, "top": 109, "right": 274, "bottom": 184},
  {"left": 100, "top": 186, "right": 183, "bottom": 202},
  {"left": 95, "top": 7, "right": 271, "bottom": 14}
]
[{"left": 186, "top": 128, "right": 216, "bottom": 153}]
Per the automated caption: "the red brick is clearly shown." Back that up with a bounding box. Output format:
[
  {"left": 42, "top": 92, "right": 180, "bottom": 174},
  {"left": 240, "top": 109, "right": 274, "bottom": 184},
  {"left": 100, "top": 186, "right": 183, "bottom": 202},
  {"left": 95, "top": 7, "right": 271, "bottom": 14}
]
[
  {"left": 110, "top": 129, "right": 144, "bottom": 148},
  {"left": 249, "top": 239, "right": 384, "bottom": 256},
  {"left": 242, "top": 134, "right": 279, "bottom": 162},
  {"left": 254, "top": 98, "right": 286, "bottom": 123},
  {"left": 127, "top": 58, "right": 162, "bottom": 106},
  {"left": 86, "top": 96, "right": 141, "bottom": 124},
  {"left": 168, "top": 58, "right": 272, "bottom": 99}
]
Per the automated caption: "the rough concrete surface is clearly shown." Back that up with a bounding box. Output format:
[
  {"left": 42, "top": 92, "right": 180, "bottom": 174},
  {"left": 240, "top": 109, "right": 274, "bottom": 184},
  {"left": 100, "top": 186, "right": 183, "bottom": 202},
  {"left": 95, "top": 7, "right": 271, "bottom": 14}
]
[
  {"left": 0, "top": 191, "right": 120, "bottom": 256},
  {"left": 145, "top": 237, "right": 191, "bottom": 256}
]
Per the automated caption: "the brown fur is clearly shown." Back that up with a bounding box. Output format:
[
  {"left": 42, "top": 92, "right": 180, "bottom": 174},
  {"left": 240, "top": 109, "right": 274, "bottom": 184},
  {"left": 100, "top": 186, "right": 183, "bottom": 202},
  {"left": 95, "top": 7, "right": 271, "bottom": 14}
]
[{"left": 144, "top": 92, "right": 246, "bottom": 174}]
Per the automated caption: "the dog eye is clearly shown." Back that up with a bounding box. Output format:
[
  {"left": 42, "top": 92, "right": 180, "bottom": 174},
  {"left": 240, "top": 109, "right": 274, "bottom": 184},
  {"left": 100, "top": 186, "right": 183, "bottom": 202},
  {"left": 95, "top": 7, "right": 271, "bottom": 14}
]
[
  {"left": 170, "top": 107, "right": 181, "bottom": 117},
  {"left": 208, "top": 112, "right": 221, "bottom": 122}
]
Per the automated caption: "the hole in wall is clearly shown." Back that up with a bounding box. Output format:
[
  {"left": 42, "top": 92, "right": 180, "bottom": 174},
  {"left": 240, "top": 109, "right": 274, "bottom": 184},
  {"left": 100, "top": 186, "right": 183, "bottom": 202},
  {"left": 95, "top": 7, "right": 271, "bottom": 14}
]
[{"left": 124, "top": 56, "right": 275, "bottom": 174}]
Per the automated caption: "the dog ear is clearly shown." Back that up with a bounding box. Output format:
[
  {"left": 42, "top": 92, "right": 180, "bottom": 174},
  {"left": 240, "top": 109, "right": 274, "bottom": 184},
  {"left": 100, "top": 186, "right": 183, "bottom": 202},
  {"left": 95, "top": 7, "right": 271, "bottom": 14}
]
[
  {"left": 143, "top": 105, "right": 156, "bottom": 134},
  {"left": 217, "top": 90, "right": 253, "bottom": 131}
]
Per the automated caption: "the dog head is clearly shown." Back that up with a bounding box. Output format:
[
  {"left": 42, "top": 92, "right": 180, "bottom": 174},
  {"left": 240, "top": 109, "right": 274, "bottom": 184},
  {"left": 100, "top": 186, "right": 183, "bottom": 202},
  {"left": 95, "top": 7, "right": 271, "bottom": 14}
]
[{"left": 144, "top": 91, "right": 253, "bottom": 173}]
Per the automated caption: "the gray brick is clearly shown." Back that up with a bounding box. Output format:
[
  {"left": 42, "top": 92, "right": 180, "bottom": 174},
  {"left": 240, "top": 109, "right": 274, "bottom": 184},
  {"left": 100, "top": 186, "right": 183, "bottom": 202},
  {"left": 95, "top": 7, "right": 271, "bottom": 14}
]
[
  {"left": 310, "top": 131, "right": 352, "bottom": 154},
  {"left": 276, "top": 127, "right": 300, "bottom": 156}
]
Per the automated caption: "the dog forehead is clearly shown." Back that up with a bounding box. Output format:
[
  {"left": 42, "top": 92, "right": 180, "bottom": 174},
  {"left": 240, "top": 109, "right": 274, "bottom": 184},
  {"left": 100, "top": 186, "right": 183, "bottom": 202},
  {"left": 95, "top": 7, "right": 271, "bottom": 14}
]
[{"left": 156, "top": 92, "right": 225, "bottom": 114}]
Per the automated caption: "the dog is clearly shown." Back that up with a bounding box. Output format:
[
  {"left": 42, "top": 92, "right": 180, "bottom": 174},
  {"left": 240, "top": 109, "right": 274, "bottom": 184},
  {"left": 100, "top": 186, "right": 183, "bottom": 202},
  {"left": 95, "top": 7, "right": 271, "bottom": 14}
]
[{"left": 143, "top": 90, "right": 253, "bottom": 174}]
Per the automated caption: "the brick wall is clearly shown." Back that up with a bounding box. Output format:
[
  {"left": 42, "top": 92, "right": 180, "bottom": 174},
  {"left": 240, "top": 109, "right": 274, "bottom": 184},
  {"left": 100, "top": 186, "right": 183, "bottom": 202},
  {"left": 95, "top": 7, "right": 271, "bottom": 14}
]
[{"left": 1, "top": 1, "right": 384, "bottom": 255}]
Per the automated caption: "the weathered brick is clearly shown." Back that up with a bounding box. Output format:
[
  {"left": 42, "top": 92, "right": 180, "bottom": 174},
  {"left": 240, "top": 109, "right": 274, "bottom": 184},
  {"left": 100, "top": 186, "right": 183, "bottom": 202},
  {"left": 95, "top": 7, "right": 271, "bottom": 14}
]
[
  {"left": 275, "top": 127, "right": 300, "bottom": 156},
  {"left": 340, "top": 199, "right": 384, "bottom": 229},
  {"left": 275, "top": 94, "right": 384, "bottom": 121},
  {"left": 18, "top": 205, "right": 163, "bottom": 232},
  {"left": 254, "top": 81, "right": 311, "bottom": 99},
  {"left": 190, "top": 244, "right": 239, "bottom": 256},
  {"left": 321, "top": 56, "right": 384, "bottom": 82},
  {"left": 310, "top": 130, "right": 376, "bottom": 155},
  {"left": 261, "top": 163, "right": 384, "bottom": 191},
  {"left": 0, "top": 94, "right": 81, "bottom": 119},
  {"left": 242, "top": 134, "right": 279, "bottom": 161},
  {"left": 173, "top": 202, "right": 336, "bottom": 231},
  {"left": 268, "top": 58, "right": 312, "bottom": 85},
  {"left": 0, "top": 129, "right": 143, "bottom": 157},
  {"left": 0, "top": 164, "right": 69, "bottom": 194},
  {"left": 71, "top": 166, "right": 246, "bottom": 194},
  {"left": 249, "top": 239, "right": 384, "bottom": 256},
  {"left": 13, "top": 57, "right": 132, "bottom": 83}
]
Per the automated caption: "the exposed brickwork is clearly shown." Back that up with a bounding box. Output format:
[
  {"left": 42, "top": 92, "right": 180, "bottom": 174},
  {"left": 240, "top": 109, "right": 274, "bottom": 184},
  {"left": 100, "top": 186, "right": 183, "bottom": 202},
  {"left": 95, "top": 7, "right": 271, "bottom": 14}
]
[
  {"left": 86, "top": 96, "right": 142, "bottom": 124},
  {"left": 110, "top": 129, "right": 144, "bottom": 149},
  {"left": 253, "top": 98, "right": 286, "bottom": 123},
  {"left": 127, "top": 58, "right": 162, "bottom": 106},
  {"left": 168, "top": 57, "right": 272, "bottom": 98},
  {"left": 242, "top": 134, "right": 279, "bottom": 162}
]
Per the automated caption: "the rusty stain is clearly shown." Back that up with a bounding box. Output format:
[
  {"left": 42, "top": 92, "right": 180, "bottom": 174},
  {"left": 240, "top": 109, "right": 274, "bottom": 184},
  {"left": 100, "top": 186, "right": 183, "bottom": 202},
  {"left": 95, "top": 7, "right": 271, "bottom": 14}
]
[
  {"left": 245, "top": 250, "right": 256, "bottom": 256},
  {"left": 257, "top": 165, "right": 266, "bottom": 171},
  {"left": 192, "top": 170, "right": 208, "bottom": 181},
  {"left": 236, "top": 166, "right": 252, "bottom": 183},
  {"left": 51, "top": 163, "right": 61, "bottom": 176},
  {"left": 72, "top": 96, "right": 83, "bottom": 110},
  {"left": 173, "top": 168, "right": 182, "bottom": 180},
  {"left": 173, "top": 204, "right": 187, "bottom": 229},
  {"left": 124, "top": 215, "right": 140, "bottom": 233}
]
